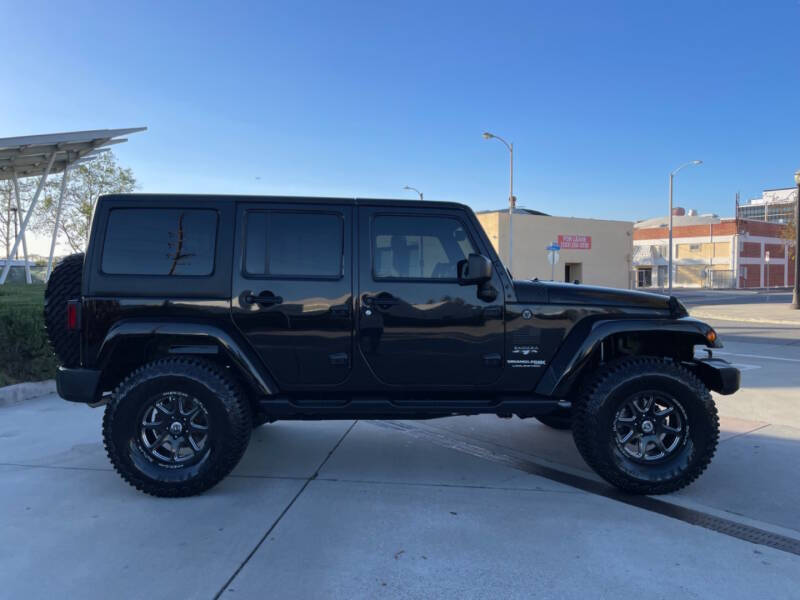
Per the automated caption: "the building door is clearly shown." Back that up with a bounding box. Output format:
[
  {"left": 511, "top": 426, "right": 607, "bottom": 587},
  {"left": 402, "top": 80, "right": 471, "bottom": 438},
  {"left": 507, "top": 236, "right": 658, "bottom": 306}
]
[
  {"left": 231, "top": 202, "right": 354, "bottom": 388},
  {"left": 565, "top": 263, "right": 582, "bottom": 283},
  {"left": 357, "top": 207, "right": 505, "bottom": 387},
  {"left": 637, "top": 268, "right": 652, "bottom": 288}
]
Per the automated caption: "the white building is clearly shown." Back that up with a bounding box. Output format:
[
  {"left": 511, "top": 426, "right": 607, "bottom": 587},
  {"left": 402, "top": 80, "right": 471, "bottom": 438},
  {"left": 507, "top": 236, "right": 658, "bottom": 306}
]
[
  {"left": 737, "top": 187, "right": 797, "bottom": 224},
  {"left": 633, "top": 212, "right": 793, "bottom": 289}
]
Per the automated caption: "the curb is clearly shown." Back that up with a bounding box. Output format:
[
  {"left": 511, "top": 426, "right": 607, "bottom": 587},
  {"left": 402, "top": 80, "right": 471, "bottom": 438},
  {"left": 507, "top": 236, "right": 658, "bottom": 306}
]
[
  {"left": 0, "top": 380, "right": 56, "bottom": 408},
  {"left": 689, "top": 310, "right": 800, "bottom": 326}
]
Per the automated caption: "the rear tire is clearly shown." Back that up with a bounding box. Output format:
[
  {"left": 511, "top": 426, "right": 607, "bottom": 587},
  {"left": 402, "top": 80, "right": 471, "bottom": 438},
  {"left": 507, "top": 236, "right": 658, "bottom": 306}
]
[
  {"left": 572, "top": 357, "right": 718, "bottom": 495},
  {"left": 103, "top": 358, "right": 252, "bottom": 497},
  {"left": 44, "top": 252, "right": 84, "bottom": 367}
]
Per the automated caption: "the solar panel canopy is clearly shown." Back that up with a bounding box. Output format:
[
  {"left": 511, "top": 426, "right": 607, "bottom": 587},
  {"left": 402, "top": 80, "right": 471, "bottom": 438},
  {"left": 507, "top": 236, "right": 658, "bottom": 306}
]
[{"left": 0, "top": 127, "right": 146, "bottom": 179}]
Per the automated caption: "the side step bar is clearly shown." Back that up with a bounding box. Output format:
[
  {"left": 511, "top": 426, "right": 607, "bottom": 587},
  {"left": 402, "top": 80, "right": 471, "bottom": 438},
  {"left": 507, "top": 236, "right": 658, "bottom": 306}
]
[{"left": 256, "top": 395, "right": 569, "bottom": 421}]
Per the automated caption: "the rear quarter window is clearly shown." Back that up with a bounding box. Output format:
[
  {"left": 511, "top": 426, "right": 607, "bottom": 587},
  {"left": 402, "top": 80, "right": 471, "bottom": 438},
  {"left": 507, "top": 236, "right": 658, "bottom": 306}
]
[{"left": 101, "top": 208, "right": 218, "bottom": 276}]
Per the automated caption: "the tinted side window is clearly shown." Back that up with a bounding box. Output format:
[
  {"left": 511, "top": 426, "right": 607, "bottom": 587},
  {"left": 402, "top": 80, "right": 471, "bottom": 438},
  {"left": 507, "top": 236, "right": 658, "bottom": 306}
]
[
  {"left": 101, "top": 209, "right": 217, "bottom": 276},
  {"left": 245, "top": 211, "right": 343, "bottom": 278},
  {"left": 373, "top": 215, "right": 475, "bottom": 280}
]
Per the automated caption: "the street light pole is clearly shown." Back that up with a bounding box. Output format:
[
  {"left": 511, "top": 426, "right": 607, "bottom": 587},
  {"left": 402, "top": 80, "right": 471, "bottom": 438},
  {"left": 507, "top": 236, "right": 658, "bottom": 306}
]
[
  {"left": 792, "top": 171, "right": 800, "bottom": 308},
  {"left": 667, "top": 160, "right": 703, "bottom": 295},
  {"left": 402, "top": 185, "right": 423, "bottom": 201},
  {"left": 483, "top": 132, "right": 515, "bottom": 273}
]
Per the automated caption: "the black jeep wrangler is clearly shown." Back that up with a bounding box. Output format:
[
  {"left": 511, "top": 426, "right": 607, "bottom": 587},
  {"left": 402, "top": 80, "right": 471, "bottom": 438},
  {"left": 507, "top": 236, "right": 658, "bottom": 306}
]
[{"left": 47, "top": 194, "right": 739, "bottom": 497}]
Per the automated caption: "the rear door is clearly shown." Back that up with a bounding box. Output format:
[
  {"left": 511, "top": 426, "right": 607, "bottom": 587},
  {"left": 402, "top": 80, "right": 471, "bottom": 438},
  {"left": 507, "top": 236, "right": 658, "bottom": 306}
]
[{"left": 231, "top": 202, "right": 353, "bottom": 388}]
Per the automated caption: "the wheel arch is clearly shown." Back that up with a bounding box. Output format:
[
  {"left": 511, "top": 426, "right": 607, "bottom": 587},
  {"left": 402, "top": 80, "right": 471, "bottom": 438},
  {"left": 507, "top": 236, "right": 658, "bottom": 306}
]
[
  {"left": 96, "top": 320, "right": 279, "bottom": 399},
  {"left": 535, "top": 318, "right": 719, "bottom": 399}
]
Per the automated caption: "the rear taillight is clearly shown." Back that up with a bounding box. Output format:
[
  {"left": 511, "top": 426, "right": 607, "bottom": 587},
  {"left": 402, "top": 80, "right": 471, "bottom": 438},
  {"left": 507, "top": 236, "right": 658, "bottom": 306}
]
[{"left": 67, "top": 300, "right": 81, "bottom": 330}]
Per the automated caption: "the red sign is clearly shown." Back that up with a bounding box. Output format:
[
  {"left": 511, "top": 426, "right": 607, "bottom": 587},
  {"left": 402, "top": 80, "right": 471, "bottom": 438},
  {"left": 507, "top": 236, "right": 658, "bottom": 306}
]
[{"left": 558, "top": 234, "right": 591, "bottom": 250}]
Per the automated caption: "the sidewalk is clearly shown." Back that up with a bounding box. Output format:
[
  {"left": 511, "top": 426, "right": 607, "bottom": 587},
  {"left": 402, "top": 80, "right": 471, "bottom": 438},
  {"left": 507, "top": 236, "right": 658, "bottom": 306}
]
[
  {"left": 2, "top": 393, "right": 799, "bottom": 598},
  {"left": 689, "top": 302, "right": 800, "bottom": 325}
]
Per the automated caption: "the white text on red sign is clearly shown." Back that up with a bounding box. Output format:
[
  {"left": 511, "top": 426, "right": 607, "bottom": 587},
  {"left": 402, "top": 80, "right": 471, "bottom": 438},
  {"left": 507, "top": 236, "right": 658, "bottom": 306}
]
[{"left": 558, "top": 235, "right": 592, "bottom": 250}]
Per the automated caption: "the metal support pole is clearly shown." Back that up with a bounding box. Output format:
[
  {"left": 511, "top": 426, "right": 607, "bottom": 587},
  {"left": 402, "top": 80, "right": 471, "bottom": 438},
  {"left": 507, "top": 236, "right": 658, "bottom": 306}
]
[
  {"left": 0, "top": 153, "right": 56, "bottom": 285},
  {"left": 668, "top": 173, "right": 674, "bottom": 294},
  {"left": 4, "top": 189, "right": 9, "bottom": 259},
  {"left": 12, "top": 172, "right": 32, "bottom": 284},
  {"left": 12, "top": 209, "right": 18, "bottom": 258},
  {"left": 46, "top": 164, "right": 71, "bottom": 280}
]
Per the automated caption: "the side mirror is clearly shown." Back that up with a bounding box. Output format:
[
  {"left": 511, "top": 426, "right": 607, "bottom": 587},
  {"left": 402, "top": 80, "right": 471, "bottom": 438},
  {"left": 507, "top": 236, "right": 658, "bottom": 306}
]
[{"left": 457, "top": 253, "right": 492, "bottom": 286}]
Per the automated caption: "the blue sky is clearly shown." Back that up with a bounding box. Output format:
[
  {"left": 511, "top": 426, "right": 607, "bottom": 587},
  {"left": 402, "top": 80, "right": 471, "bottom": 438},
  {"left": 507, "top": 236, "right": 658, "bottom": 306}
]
[{"left": 3, "top": 0, "right": 799, "bottom": 223}]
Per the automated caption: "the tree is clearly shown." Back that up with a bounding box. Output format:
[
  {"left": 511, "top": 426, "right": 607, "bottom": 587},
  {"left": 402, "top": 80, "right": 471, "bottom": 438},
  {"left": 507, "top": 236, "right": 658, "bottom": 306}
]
[{"left": 32, "top": 151, "right": 136, "bottom": 253}]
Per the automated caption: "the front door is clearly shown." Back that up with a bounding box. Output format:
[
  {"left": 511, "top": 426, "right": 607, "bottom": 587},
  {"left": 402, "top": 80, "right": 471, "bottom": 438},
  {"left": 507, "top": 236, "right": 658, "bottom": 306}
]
[
  {"left": 232, "top": 202, "right": 353, "bottom": 388},
  {"left": 357, "top": 207, "right": 505, "bottom": 387}
]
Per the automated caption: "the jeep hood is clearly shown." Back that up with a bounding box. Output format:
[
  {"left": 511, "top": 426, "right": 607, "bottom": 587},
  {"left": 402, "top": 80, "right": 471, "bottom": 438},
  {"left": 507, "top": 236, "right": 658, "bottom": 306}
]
[{"left": 512, "top": 280, "right": 680, "bottom": 312}]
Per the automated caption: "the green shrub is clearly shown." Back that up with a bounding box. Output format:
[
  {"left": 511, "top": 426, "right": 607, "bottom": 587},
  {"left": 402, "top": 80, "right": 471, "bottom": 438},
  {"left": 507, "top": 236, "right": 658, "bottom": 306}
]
[{"left": 0, "top": 284, "right": 58, "bottom": 386}]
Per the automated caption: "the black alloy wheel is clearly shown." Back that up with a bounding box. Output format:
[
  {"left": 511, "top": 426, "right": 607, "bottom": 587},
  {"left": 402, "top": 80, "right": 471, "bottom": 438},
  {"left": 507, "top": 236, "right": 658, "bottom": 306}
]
[
  {"left": 138, "top": 392, "right": 211, "bottom": 467},
  {"left": 612, "top": 392, "right": 688, "bottom": 463}
]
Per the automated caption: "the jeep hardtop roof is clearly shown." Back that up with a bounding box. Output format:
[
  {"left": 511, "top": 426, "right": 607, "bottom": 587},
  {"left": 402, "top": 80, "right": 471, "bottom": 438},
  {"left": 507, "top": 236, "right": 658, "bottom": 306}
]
[{"left": 98, "top": 193, "right": 472, "bottom": 212}]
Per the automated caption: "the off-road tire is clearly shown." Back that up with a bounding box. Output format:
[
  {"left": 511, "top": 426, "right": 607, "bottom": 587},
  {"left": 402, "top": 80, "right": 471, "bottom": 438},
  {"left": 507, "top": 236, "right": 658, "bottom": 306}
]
[
  {"left": 43, "top": 252, "right": 84, "bottom": 367},
  {"left": 572, "top": 356, "right": 719, "bottom": 495},
  {"left": 535, "top": 410, "right": 572, "bottom": 430},
  {"left": 103, "top": 357, "right": 252, "bottom": 497}
]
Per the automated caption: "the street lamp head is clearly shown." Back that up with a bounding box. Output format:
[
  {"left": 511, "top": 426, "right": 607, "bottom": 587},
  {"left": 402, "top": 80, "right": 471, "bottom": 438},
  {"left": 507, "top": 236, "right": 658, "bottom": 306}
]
[
  {"left": 671, "top": 159, "right": 703, "bottom": 176},
  {"left": 794, "top": 170, "right": 800, "bottom": 186},
  {"left": 482, "top": 132, "right": 493, "bottom": 140}
]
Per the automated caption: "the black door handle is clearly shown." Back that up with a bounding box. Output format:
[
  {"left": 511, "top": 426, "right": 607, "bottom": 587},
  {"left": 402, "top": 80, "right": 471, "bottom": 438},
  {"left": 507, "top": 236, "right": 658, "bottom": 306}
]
[
  {"left": 243, "top": 291, "right": 283, "bottom": 306},
  {"left": 363, "top": 294, "right": 399, "bottom": 309},
  {"left": 330, "top": 305, "right": 350, "bottom": 318}
]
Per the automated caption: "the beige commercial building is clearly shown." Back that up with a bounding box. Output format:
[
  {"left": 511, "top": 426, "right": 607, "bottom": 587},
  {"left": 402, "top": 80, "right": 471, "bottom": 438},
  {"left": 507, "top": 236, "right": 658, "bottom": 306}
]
[{"left": 476, "top": 209, "right": 633, "bottom": 289}]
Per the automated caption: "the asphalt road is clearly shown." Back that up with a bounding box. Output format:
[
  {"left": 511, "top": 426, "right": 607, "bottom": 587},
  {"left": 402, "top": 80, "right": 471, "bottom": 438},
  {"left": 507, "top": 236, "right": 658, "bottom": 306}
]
[{"left": 2, "top": 293, "right": 799, "bottom": 599}]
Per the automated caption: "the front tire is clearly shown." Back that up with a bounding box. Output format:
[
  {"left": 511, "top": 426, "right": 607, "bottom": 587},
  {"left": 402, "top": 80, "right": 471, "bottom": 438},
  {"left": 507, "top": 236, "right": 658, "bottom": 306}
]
[
  {"left": 103, "top": 358, "right": 251, "bottom": 497},
  {"left": 572, "top": 357, "right": 718, "bottom": 495}
]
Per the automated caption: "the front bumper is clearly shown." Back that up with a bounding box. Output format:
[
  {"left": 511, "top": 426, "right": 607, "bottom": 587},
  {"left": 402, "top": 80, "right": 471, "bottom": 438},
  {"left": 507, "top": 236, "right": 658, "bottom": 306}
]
[
  {"left": 692, "top": 357, "right": 741, "bottom": 395},
  {"left": 56, "top": 367, "right": 102, "bottom": 404}
]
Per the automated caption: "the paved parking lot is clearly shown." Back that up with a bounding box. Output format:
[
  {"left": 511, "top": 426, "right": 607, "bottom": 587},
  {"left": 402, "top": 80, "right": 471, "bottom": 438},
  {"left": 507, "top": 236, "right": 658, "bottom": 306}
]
[{"left": 2, "top": 311, "right": 800, "bottom": 598}]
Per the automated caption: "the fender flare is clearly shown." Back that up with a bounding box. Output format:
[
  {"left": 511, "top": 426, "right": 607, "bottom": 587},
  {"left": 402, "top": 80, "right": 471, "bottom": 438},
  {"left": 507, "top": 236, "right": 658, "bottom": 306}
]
[
  {"left": 98, "top": 320, "right": 279, "bottom": 396},
  {"left": 535, "top": 317, "right": 718, "bottom": 397}
]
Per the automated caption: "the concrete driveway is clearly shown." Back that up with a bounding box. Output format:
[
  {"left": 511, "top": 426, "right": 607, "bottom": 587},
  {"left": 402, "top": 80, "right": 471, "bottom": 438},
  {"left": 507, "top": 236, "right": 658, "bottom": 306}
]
[{"left": 2, "top": 388, "right": 799, "bottom": 600}]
